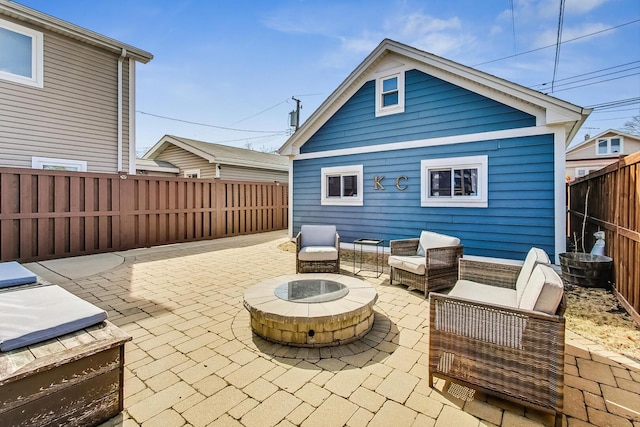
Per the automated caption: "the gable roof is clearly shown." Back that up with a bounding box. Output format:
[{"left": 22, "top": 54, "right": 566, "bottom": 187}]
[
  {"left": 0, "top": 0, "right": 153, "bottom": 63},
  {"left": 566, "top": 129, "right": 640, "bottom": 153},
  {"left": 279, "top": 39, "right": 590, "bottom": 156},
  {"left": 142, "top": 135, "right": 289, "bottom": 172}
]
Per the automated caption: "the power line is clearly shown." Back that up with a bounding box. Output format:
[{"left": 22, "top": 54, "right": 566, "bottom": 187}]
[
  {"left": 227, "top": 100, "right": 288, "bottom": 126},
  {"left": 545, "top": 71, "right": 640, "bottom": 93},
  {"left": 551, "top": 0, "right": 566, "bottom": 93},
  {"left": 473, "top": 19, "right": 640, "bottom": 66},
  {"left": 592, "top": 107, "right": 640, "bottom": 113},
  {"left": 136, "top": 111, "right": 284, "bottom": 133},
  {"left": 587, "top": 97, "right": 640, "bottom": 109},
  {"left": 530, "top": 61, "right": 640, "bottom": 88}
]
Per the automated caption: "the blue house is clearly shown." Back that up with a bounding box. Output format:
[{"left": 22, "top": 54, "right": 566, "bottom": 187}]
[{"left": 278, "top": 39, "right": 591, "bottom": 261}]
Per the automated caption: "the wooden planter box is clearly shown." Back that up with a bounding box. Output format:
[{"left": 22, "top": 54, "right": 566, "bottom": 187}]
[
  {"left": 0, "top": 321, "right": 130, "bottom": 427},
  {"left": 559, "top": 252, "right": 613, "bottom": 288}
]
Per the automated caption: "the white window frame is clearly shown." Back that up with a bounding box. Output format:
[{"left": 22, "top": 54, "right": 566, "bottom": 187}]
[
  {"left": 183, "top": 169, "right": 201, "bottom": 178},
  {"left": 575, "top": 167, "right": 598, "bottom": 178},
  {"left": 320, "top": 165, "right": 363, "bottom": 206},
  {"left": 421, "top": 155, "right": 488, "bottom": 208},
  {"left": 375, "top": 72, "right": 405, "bottom": 117},
  {"left": 0, "top": 18, "right": 44, "bottom": 88},
  {"left": 32, "top": 156, "right": 87, "bottom": 172},
  {"left": 596, "top": 136, "right": 623, "bottom": 155}
]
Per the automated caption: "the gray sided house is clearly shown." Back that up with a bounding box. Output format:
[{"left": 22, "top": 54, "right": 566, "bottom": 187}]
[
  {"left": 138, "top": 135, "right": 288, "bottom": 183},
  {"left": 0, "top": 1, "right": 152, "bottom": 174},
  {"left": 279, "top": 39, "right": 591, "bottom": 261}
]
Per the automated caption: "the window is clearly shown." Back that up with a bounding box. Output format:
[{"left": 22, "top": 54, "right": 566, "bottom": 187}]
[
  {"left": 0, "top": 19, "right": 44, "bottom": 88},
  {"left": 321, "top": 165, "right": 363, "bottom": 206},
  {"left": 184, "top": 169, "right": 200, "bottom": 178},
  {"left": 421, "top": 155, "right": 488, "bottom": 207},
  {"left": 575, "top": 167, "right": 595, "bottom": 178},
  {"left": 596, "top": 137, "right": 623, "bottom": 155},
  {"left": 375, "top": 72, "right": 404, "bottom": 117},
  {"left": 32, "top": 156, "right": 87, "bottom": 172}
]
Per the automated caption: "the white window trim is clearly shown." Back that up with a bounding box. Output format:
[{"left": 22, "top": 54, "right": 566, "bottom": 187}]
[
  {"left": 575, "top": 167, "right": 594, "bottom": 178},
  {"left": 595, "top": 136, "right": 623, "bottom": 155},
  {"left": 321, "top": 165, "right": 363, "bottom": 206},
  {"left": 32, "top": 156, "right": 87, "bottom": 171},
  {"left": 183, "top": 169, "right": 201, "bottom": 178},
  {"left": 375, "top": 72, "right": 405, "bottom": 117},
  {"left": 421, "top": 155, "right": 488, "bottom": 208},
  {"left": 0, "top": 18, "right": 44, "bottom": 88}
]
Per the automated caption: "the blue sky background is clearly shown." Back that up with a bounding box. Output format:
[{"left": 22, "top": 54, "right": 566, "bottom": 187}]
[{"left": 15, "top": 0, "right": 640, "bottom": 153}]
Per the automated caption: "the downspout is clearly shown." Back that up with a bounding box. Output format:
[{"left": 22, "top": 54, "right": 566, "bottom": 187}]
[
  {"left": 128, "top": 59, "right": 136, "bottom": 174},
  {"left": 117, "top": 48, "right": 127, "bottom": 172}
]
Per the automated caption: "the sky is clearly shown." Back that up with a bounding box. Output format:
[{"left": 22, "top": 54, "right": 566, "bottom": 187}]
[{"left": 14, "top": 0, "right": 640, "bottom": 154}]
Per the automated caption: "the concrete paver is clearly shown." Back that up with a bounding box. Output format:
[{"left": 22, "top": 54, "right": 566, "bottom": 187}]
[{"left": 27, "top": 231, "right": 640, "bottom": 427}]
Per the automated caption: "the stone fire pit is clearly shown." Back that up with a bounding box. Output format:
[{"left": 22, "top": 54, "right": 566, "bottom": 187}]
[{"left": 243, "top": 274, "right": 378, "bottom": 347}]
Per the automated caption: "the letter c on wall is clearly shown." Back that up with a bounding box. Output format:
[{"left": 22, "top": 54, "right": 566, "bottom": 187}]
[{"left": 396, "top": 176, "right": 408, "bottom": 191}]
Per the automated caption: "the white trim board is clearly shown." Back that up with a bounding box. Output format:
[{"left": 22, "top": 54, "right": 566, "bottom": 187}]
[{"left": 293, "top": 125, "right": 554, "bottom": 161}]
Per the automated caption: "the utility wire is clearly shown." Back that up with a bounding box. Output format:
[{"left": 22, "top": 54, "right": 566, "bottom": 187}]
[
  {"left": 227, "top": 100, "right": 288, "bottom": 126},
  {"left": 587, "top": 97, "right": 640, "bottom": 109},
  {"left": 551, "top": 0, "right": 566, "bottom": 93},
  {"left": 510, "top": 0, "right": 517, "bottom": 51},
  {"left": 136, "top": 111, "right": 283, "bottom": 133},
  {"left": 474, "top": 19, "right": 640, "bottom": 66},
  {"left": 529, "top": 61, "right": 640, "bottom": 88},
  {"left": 543, "top": 71, "right": 640, "bottom": 93}
]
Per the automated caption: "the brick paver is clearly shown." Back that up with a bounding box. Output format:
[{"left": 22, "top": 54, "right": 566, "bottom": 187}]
[{"left": 31, "top": 231, "right": 639, "bottom": 427}]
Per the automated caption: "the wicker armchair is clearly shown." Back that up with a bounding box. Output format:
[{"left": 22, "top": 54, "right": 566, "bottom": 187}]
[
  {"left": 429, "top": 255, "right": 566, "bottom": 427},
  {"left": 296, "top": 225, "right": 340, "bottom": 273},
  {"left": 388, "top": 231, "right": 463, "bottom": 297}
]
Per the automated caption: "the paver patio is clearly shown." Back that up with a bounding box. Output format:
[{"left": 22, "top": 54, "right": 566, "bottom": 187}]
[{"left": 27, "top": 231, "right": 640, "bottom": 427}]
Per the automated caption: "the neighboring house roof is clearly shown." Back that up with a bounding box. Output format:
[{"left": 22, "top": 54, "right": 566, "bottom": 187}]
[
  {"left": 566, "top": 129, "right": 640, "bottom": 154},
  {"left": 0, "top": 0, "right": 153, "bottom": 63},
  {"left": 279, "top": 39, "right": 590, "bottom": 155},
  {"left": 142, "top": 135, "right": 289, "bottom": 172},
  {"left": 135, "top": 159, "right": 180, "bottom": 174}
]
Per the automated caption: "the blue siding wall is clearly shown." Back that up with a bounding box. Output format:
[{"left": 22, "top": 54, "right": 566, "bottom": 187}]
[
  {"left": 293, "top": 134, "right": 556, "bottom": 260},
  {"left": 301, "top": 69, "right": 536, "bottom": 154}
]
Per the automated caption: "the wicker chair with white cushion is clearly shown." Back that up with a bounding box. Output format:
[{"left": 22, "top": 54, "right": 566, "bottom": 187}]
[
  {"left": 296, "top": 225, "right": 340, "bottom": 273},
  {"left": 388, "top": 231, "right": 463, "bottom": 297},
  {"left": 428, "top": 248, "right": 566, "bottom": 427}
]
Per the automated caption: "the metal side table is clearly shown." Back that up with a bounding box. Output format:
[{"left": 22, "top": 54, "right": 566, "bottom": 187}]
[{"left": 353, "top": 238, "right": 384, "bottom": 277}]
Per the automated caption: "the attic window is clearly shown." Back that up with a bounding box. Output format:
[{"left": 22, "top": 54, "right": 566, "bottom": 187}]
[
  {"left": 0, "top": 18, "right": 44, "bottom": 88},
  {"left": 596, "top": 137, "right": 623, "bottom": 155},
  {"left": 375, "top": 72, "right": 405, "bottom": 117}
]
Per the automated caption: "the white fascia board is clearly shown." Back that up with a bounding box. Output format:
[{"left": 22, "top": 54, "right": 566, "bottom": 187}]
[
  {"left": 211, "top": 158, "right": 289, "bottom": 172},
  {"left": 279, "top": 39, "right": 589, "bottom": 155},
  {"left": 0, "top": 1, "right": 153, "bottom": 62},
  {"left": 293, "top": 126, "right": 554, "bottom": 161}
]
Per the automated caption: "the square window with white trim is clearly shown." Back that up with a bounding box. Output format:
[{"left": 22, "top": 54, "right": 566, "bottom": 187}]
[
  {"left": 421, "top": 155, "right": 488, "bottom": 207},
  {"left": 375, "top": 72, "right": 404, "bottom": 117},
  {"left": 321, "top": 165, "right": 363, "bottom": 206},
  {"left": 0, "top": 18, "right": 44, "bottom": 88},
  {"left": 596, "top": 137, "right": 623, "bottom": 155},
  {"left": 183, "top": 169, "right": 200, "bottom": 178},
  {"left": 32, "top": 156, "right": 87, "bottom": 172}
]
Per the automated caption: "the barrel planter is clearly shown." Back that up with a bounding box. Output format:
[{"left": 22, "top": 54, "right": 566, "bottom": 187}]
[{"left": 558, "top": 252, "right": 613, "bottom": 288}]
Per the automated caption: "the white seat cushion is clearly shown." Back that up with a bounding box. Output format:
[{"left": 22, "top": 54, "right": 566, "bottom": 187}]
[
  {"left": 447, "top": 279, "right": 518, "bottom": 308},
  {"left": 388, "top": 255, "right": 425, "bottom": 275},
  {"left": 515, "top": 247, "right": 550, "bottom": 306},
  {"left": 519, "top": 264, "right": 564, "bottom": 315},
  {"left": 416, "top": 231, "right": 460, "bottom": 256},
  {"left": 300, "top": 225, "right": 337, "bottom": 247},
  {"left": 298, "top": 246, "right": 338, "bottom": 261}
]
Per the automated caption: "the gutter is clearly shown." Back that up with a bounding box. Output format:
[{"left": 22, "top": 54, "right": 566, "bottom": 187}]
[{"left": 117, "top": 48, "right": 126, "bottom": 172}]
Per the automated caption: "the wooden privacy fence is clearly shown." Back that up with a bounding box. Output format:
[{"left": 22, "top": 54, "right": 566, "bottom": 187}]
[
  {"left": 567, "top": 151, "right": 640, "bottom": 324},
  {"left": 0, "top": 168, "right": 288, "bottom": 263}
]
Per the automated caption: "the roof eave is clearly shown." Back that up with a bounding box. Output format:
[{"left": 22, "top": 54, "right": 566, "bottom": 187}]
[{"left": 0, "top": 0, "right": 153, "bottom": 63}]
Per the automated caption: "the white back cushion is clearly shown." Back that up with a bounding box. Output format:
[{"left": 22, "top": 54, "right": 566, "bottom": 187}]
[
  {"left": 416, "top": 231, "right": 460, "bottom": 256},
  {"left": 515, "top": 247, "right": 550, "bottom": 305},
  {"left": 300, "top": 225, "right": 337, "bottom": 247},
  {"left": 519, "top": 264, "right": 564, "bottom": 314}
]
